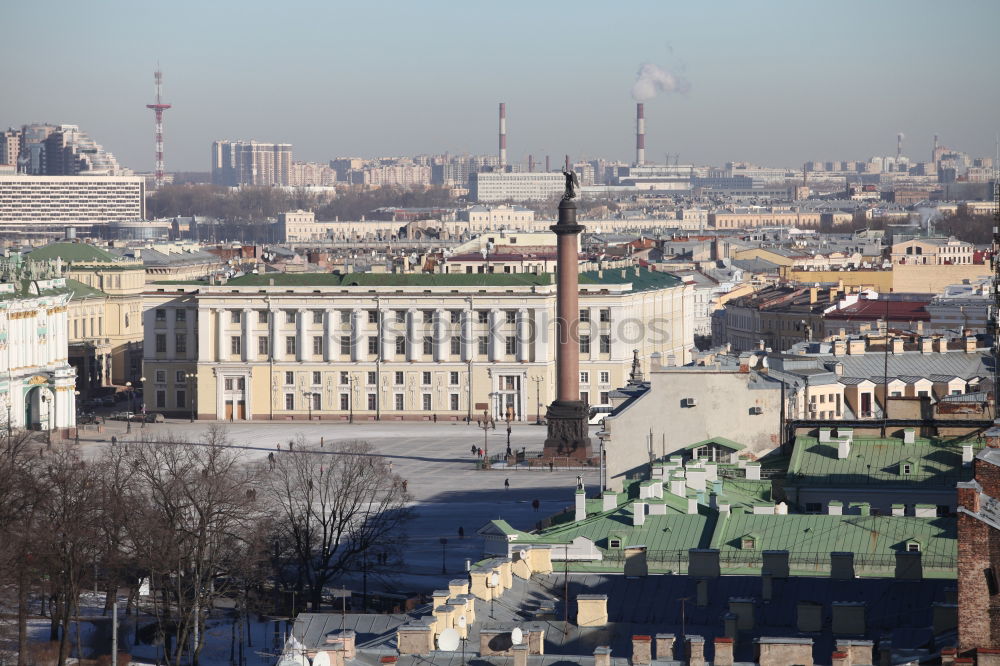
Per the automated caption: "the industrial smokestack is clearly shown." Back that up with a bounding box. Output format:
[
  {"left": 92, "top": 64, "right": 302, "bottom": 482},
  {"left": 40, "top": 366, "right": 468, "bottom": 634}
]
[
  {"left": 933, "top": 133, "right": 939, "bottom": 163},
  {"left": 528, "top": 154, "right": 534, "bottom": 173},
  {"left": 545, "top": 155, "right": 550, "bottom": 172},
  {"left": 896, "top": 132, "right": 904, "bottom": 162},
  {"left": 499, "top": 103, "right": 507, "bottom": 168},
  {"left": 636, "top": 102, "right": 646, "bottom": 166}
]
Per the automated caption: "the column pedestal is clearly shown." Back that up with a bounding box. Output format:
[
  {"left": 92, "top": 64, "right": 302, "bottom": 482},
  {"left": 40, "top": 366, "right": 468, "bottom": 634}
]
[{"left": 543, "top": 399, "right": 591, "bottom": 458}]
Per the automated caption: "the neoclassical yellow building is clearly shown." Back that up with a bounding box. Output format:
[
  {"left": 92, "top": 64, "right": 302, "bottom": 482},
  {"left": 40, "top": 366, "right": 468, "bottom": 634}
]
[
  {"left": 28, "top": 243, "right": 146, "bottom": 389},
  {"left": 142, "top": 268, "right": 694, "bottom": 421}
]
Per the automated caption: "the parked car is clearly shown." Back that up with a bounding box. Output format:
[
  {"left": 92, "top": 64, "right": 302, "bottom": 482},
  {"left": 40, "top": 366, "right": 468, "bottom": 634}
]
[
  {"left": 142, "top": 412, "right": 165, "bottom": 423},
  {"left": 77, "top": 412, "right": 99, "bottom": 425},
  {"left": 110, "top": 411, "right": 134, "bottom": 421}
]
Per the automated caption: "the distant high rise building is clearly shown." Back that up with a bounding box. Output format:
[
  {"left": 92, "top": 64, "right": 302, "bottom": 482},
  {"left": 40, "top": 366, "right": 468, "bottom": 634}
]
[
  {"left": 13, "top": 124, "right": 128, "bottom": 176},
  {"left": 211, "top": 140, "right": 292, "bottom": 186},
  {"left": 0, "top": 129, "right": 20, "bottom": 167}
]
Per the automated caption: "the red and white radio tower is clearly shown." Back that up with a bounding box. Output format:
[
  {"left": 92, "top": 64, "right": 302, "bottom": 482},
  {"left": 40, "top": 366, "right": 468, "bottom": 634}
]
[{"left": 145, "top": 68, "right": 171, "bottom": 189}]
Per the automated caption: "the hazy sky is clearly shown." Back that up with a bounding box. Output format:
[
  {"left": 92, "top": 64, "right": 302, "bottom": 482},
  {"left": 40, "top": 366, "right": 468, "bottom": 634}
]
[{"left": 2, "top": 0, "right": 998, "bottom": 172}]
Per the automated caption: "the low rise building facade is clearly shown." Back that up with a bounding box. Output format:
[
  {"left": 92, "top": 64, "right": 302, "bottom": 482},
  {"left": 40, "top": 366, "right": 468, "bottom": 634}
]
[
  {"left": 142, "top": 268, "right": 694, "bottom": 422},
  {"left": 0, "top": 257, "right": 76, "bottom": 432}
]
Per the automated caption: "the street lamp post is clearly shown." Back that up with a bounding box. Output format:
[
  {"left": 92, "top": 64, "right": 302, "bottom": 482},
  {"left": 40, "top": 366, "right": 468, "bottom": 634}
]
[
  {"left": 125, "top": 381, "right": 132, "bottom": 434},
  {"left": 303, "top": 391, "right": 313, "bottom": 421},
  {"left": 185, "top": 372, "right": 196, "bottom": 422},
  {"left": 478, "top": 407, "right": 495, "bottom": 468},
  {"left": 74, "top": 391, "right": 80, "bottom": 445},
  {"left": 41, "top": 393, "right": 52, "bottom": 448},
  {"left": 139, "top": 376, "right": 146, "bottom": 428},
  {"left": 531, "top": 375, "right": 543, "bottom": 425},
  {"left": 348, "top": 375, "right": 354, "bottom": 424}
]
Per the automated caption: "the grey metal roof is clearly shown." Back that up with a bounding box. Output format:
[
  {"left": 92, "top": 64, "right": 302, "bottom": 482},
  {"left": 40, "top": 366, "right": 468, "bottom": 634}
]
[{"left": 813, "top": 351, "right": 988, "bottom": 382}]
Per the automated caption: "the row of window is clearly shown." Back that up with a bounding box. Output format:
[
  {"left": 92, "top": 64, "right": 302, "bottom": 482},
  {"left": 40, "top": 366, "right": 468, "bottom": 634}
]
[{"left": 154, "top": 307, "right": 615, "bottom": 326}]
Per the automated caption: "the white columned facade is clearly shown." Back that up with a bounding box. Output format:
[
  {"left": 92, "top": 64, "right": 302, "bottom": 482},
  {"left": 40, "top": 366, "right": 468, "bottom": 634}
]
[
  {"left": 186, "top": 307, "right": 195, "bottom": 361},
  {"left": 433, "top": 309, "right": 446, "bottom": 362},
  {"left": 351, "top": 309, "right": 362, "bottom": 362},
  {"left": 461, "top": 309, "right": 473, "bottom": 362},
  {"left": 268, "top": 306, "right": 278, "bottom": 360},
  {"left": 295, "top": 309, "right": 306, "bottom": 361},
  {"left": 323, "top": 309, "right": 333, "bottom": 362},
  {"left": 517, "top": 308, "right": 529, "bottom": 362},
  {"left": 241, "top": 309, "right": 251, "bottom": 361},
  {"left": 488, "top": 310, "right": 501, "bottom": 362},
  {"left": 406, "top": 309, "right": 418, "bottom": 361},
  {"left": 167, "top": 308, "right": 177, "bottom": 357},
  {"left": 215, "top": 309, "right": 226, "bottom": 361}
]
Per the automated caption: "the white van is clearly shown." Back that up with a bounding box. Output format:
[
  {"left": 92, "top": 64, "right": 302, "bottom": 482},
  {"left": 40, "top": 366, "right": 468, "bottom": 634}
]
[{"left": 588, "top": 404, "right": 613, "bottom": 426}]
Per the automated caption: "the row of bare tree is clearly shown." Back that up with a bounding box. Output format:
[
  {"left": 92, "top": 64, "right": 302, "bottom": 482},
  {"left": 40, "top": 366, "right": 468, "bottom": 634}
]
[{"left": 0, "top": 427, "right": 411, "bottom": 666}]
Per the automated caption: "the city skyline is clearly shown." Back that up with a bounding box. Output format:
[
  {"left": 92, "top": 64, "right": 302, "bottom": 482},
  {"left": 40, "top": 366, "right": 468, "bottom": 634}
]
[{"left": 1, "top": 0, "right": 998, "bottom": 173}]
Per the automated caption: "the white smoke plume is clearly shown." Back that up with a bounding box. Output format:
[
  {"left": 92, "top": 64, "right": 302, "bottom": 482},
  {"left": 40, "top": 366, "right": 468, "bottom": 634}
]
[{"left": 631, "top": 63, "right": 691, "bottom": 101}]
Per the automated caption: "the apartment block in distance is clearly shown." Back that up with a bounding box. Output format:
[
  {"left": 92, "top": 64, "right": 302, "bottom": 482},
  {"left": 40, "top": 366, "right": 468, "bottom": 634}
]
[
  {"left": 0, "top": 174, "right": 145, "bottom": 233},
  {"left": 211, "top": 140, "right": 292, "bottom": 186},
  {"left": 469, "top": 172, "right": 565, "bottom": 202}
]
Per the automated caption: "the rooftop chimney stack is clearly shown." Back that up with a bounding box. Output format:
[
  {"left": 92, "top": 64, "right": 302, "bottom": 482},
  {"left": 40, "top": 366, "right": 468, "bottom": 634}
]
[
  {"left": 498, "top": 103, "right": 507, "bottom": 169},
  {"left": 636, "top": 102, "right": 646, "bottom": 166}
]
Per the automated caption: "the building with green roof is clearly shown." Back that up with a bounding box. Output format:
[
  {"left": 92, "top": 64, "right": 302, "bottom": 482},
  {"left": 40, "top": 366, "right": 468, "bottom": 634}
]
[{"left": 785, "top": 429, "right": 977, "bottom": 516}]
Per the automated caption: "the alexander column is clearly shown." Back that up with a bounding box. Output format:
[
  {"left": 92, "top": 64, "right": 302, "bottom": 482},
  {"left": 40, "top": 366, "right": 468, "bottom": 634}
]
[{"left": 543, "top": 169, "right": 593, "bottom": 459}]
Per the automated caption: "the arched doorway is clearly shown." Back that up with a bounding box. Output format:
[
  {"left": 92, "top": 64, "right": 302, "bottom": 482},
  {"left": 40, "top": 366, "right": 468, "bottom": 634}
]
[{"left": 24, "top": 385, "right": 53, "bottom": 431}]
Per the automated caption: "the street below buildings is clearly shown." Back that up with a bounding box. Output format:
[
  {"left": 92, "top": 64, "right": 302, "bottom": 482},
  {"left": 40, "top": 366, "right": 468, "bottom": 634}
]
[{"left": 72, "top": 419, "right": 601, "bottom": 595}]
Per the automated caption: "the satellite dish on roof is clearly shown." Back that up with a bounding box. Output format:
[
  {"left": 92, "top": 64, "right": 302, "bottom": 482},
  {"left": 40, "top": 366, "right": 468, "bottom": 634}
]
[
  {"left": 438, "top": 628, "right": 460, "bottom": 652},
  {"left": 518, "top": 549, "right": 529, "bottom": 561},
  {"left": 312, "top": 651, "right": 331, "bottom": 666},
  {"left": 511, "top": 627, "right": 523, "bottom": 646},
  {"left": 458, "top": 615, "right": 467, "bottom": 628}
]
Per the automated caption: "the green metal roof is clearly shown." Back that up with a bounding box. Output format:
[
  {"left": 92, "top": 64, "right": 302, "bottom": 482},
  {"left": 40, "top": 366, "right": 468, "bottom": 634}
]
[
  {"left": 223, "top": 272, "right": 554, "bottom": 288},
  {"left": 28, "top": 243, "right": 119, "bottom": 263},
  {"left": 787, "top": 435, "right": 976, "bottom": 488},
  {"left": 711, "top": 510, "right": 956, "bottom": 560},
  {"left": 579, "top": 266, "right": 681, "bottom": 292}
]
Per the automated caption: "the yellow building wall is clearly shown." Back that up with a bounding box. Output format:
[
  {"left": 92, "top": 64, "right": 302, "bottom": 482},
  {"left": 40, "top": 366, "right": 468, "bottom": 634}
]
[
  {"left": 891, "top": 263, "right": 991, "bottom": 293},
  {"left": 732, "top": 248, "right": 795, "bottom": 266},
  {"left": 779, "top": 267, "right": 893, "bottom": 291}
]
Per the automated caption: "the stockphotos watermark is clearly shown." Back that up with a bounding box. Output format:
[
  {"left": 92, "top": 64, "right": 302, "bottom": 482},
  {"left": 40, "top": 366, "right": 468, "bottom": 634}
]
[{"left": 335, "top": 312, "right": 674, "bottom": 349}]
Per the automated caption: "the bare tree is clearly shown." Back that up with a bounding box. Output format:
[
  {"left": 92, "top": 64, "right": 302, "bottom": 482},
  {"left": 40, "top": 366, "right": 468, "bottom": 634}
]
[
  {"left": 265, "top": 439, "right": 412, "bottom": 611},
  {"left": 35, "top": 443, "right": 104, "bottom": 666},
  {"left": 124, "top": 427, "right": 267, "bottom": 666},
  {"left": 0, "top": 429, "right": 44, "bottom": 666}
]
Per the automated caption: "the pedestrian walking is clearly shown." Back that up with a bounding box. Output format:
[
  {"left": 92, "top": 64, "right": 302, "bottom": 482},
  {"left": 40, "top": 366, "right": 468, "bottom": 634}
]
[
  {"left": 277, "top": 443, "right": 281, "bottom": 451},
  {"left": 471, "top": 443, "right": 477, "bottom": 456},
  {"left": 532, "top": 499, "right": 540, "bottom": 512},
  {"left": 478, "top": 447, "right": 483, "bottom": 458},
  {"left": 433, "top": 414, "right": 437, "bottom": 423},
  {"left": 402, "top": 479, "right": 408, "bottom": 492},
  {"left": 111, "top": 435, "right": 118, "bottom": 447},
  {"left": 288, "top": 440, "right": 293, "bottom": 451},
  {"left": 504, "top": 478, "right": 510, "bottom": 490},
  {"left": 549, "top": 461, "right": 554, "bottom": 472},
  {"left": 506, "top": 445, "right": 512, "bottom": 457},
  {"left": 268, "top": 452, "right": 275, "bottom": 470}
]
